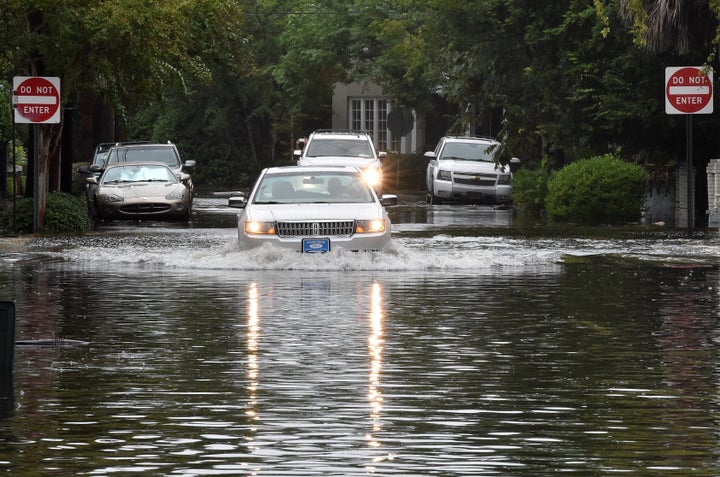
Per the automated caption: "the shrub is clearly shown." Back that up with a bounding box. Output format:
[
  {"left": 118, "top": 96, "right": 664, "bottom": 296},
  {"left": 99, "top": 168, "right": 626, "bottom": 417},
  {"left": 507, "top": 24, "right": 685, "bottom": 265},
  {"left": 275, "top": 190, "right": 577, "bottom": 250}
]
[
  {"left": 2, "top": 192, "right": 90, "bottom": 234},
  {"left": 545, "top": 154, "right": 647, "bottom": 225},
  {"left": 511, "top": 157, "right": 552, "bottom": 218}
]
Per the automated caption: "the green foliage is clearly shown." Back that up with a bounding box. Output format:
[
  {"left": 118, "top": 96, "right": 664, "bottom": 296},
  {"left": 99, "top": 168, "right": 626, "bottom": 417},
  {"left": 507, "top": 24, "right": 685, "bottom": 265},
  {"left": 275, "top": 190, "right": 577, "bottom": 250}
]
[
  {"left": 545, "top": 154, "right": 647, "bottom": 225},
  {"left": 2, "top": 192, "right": 89, "bottom": 234},
  {"left": 511, "top": 158, "right": 553, "bottom": 217},
  {"left": 0, "top": 81, "right": 11, "bottom": 146},
  {"left": 2, "top": 0, "right": 719, "bottom": 194}
]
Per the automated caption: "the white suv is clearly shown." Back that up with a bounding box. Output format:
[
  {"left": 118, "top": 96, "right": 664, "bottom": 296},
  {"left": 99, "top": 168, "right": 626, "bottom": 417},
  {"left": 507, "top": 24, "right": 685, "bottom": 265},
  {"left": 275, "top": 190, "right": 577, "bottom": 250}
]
[
  {"left": 425, "top": 136, "right": 514, "bottom": 204},
  {"left": 295, "top": 130, "right": 386, "bottom": 194}
]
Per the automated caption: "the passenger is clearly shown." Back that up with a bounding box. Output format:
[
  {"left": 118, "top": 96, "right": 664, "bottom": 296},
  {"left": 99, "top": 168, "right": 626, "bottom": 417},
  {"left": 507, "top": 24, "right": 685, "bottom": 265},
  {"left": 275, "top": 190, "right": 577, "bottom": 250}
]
[
  {"left": 271, "top": 180, "right": 295, "bottom": 200},
  {"left": 327, "top": 177, "right": 344, "bottom": 197}
]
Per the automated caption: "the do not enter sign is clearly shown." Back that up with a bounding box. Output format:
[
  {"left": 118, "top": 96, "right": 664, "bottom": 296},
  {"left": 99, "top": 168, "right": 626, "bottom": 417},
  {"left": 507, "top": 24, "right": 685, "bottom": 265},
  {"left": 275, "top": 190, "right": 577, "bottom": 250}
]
[
  {"left": 665, "top": 66, "right": 713, "bottom": 114},
  {"left": 12, "top": 76, "right": 61, "bottom": 124}
]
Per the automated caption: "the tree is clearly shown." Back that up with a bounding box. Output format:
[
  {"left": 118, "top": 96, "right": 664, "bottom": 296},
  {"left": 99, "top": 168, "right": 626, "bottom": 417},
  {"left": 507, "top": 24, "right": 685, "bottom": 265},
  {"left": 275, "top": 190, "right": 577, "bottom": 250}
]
[
  {"left": 619, "top": 0, "right": 718, "bottom": 56},
  {"left": 0, "top": 0, "right": 250, "bottom": 228}
]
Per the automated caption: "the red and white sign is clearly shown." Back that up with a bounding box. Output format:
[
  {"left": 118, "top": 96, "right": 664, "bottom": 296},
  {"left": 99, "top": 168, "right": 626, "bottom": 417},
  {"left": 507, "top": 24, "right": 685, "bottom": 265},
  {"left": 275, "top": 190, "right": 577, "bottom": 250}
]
[
  {"left": 665, "top": 66, "right": 713, "bottom": 114},
  {"left": 13, "top": 76, "right": 61, "bottom": 124}
]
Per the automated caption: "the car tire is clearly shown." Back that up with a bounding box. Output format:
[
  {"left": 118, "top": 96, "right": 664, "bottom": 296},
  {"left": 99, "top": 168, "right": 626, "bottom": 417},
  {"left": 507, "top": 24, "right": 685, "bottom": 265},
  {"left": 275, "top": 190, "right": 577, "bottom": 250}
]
[{"left": 428, "top": 185, "right": 444, "bottom": 205}]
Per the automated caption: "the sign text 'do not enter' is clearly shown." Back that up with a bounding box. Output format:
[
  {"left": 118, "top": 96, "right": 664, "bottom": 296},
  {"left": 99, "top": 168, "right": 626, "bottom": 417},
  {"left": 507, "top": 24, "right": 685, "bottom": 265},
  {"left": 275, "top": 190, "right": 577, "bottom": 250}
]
[
  {"left": 665, "top": 67, "right": 713, "bottom": 115},
  {"left": 13, "top": 76, "right": 61, "bottom": 124}
]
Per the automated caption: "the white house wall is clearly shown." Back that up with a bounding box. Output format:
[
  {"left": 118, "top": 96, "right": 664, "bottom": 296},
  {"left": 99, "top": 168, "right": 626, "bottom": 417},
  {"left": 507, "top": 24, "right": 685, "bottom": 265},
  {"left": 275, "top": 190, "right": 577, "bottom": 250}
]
[{"left": 332, "top": 82, "right": 423, "bottom": 154}]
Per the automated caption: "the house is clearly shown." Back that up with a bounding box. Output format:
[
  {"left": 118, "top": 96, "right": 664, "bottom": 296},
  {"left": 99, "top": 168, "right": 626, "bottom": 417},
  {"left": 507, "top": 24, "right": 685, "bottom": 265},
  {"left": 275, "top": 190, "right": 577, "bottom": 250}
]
[{"left": 331, "top": 82, "right": 425, "bottom": 154}]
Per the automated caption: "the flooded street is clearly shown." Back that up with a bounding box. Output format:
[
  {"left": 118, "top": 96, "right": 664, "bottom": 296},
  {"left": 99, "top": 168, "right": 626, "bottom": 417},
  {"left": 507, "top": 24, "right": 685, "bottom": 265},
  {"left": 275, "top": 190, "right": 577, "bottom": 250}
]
[{"left": 1, "top": 197, "right": 719, "bottom": 476}]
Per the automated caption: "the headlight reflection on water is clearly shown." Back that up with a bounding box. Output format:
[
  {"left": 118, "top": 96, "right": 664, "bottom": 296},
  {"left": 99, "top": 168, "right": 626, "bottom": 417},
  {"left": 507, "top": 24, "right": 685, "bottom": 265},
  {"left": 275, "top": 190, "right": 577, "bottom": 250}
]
[{"left": 246, "top": 283, "right": 260, "bottom": 425}]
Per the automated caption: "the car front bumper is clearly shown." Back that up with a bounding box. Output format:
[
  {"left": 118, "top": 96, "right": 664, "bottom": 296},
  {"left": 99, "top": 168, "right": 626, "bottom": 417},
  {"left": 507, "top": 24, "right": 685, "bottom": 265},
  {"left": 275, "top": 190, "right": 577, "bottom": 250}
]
[
  {"left": 432, "top": 180, "right": 512, "bottom": 204},
  {"left": 237, "top": 229, "right": 392, "bottom": 252}
]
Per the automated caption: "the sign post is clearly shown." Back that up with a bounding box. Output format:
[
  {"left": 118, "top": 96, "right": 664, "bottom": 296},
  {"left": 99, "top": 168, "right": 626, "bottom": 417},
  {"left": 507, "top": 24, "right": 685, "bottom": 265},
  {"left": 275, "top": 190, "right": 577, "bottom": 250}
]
[
  {"left": 12, "top": 76, "right": 61, "bottom": 233},
  {"left": 665, "top": 66, "right": 713, "bottom": 236}
]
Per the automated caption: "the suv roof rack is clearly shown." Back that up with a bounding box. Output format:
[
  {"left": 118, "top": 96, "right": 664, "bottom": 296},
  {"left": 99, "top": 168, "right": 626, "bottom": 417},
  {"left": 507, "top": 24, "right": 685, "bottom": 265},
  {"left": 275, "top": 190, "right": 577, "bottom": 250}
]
[
  {"left": 310, "top": 129, "right": 371, "bottom": 136},
  {"left": 445, "top": 135, "right": 497, "bottom": 142}
]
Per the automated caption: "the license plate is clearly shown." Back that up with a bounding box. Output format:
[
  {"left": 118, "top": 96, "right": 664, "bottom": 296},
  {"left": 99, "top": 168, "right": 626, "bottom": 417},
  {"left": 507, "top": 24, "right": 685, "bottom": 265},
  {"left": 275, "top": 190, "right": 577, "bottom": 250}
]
[{"left": 302, "top": 238, "right": 330, "bottom": 253}]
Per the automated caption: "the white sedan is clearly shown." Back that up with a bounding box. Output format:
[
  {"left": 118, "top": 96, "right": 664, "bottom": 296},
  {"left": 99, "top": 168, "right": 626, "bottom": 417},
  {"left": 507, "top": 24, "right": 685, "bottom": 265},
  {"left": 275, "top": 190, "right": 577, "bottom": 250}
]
[{"left": 229, "top": 166, "right": 397, "bottom": 252}]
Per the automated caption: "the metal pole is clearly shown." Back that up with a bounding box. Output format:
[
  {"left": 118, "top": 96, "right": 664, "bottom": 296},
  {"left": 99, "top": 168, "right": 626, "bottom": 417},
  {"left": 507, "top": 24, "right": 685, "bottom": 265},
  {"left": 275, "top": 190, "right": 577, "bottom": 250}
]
[
  {"left": 11, "top": 120, "right": 16, "bottom": 229},
  {"left": 33, "top": 124, "right": 39, "bottom": 234},
  {"left": 0, "top": 302, "right": 15, "bottom": 376},
  {"left": 686, "top": 115, "right": 693, "bottom": 237}
]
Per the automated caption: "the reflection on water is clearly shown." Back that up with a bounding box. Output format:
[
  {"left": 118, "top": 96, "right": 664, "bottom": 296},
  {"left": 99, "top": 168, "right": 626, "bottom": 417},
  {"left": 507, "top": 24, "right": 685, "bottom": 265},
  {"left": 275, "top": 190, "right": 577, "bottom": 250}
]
[
  {"left": 366, "top": 283, "right": 386, "bottom": 463},
  {"left": 246, "top": 282, "right": 260, "bottom": 431},
  {"left": 0, "top": 216, "right": 719, "bottom": 475}
]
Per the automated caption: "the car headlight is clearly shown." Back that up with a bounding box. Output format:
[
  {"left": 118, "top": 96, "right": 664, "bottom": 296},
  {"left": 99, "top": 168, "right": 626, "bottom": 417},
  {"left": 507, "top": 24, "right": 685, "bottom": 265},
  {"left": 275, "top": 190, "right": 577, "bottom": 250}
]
[
  {"left": 362, "top": 167, "right": 382, "bottom": 188},
  {"left": 437, "top": 169, "right": 452, "bottom": 181},
  {"left": 165, "top": 190, "right": 186, "bottom": 200},
  {"left": 356, "top": 218, "right": 386, "bottom": 234},
  {"left": 244, "top": 221, "right": 276, "bottom": 235},
  {"left": 99, "top": 193, "right": 123, "bottom": 203},
  {"left": 497, "top": 174, "right": 512, "bottom": 185}
]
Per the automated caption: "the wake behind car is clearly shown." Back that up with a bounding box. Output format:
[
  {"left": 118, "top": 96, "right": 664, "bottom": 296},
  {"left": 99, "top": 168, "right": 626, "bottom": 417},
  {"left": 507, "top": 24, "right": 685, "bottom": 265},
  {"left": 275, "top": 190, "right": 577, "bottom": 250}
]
[
  {"left": 229, "top": 166, "right": 397, "bottom": 252},
  {"left": 425, "top": 136, "right": 518, "bottom": 204},
  {"left": 295, "top": 130, "right": 386, "bottom": 194},
  {"left": 86, "top": 162, "right": 192, "bottom": 221}
]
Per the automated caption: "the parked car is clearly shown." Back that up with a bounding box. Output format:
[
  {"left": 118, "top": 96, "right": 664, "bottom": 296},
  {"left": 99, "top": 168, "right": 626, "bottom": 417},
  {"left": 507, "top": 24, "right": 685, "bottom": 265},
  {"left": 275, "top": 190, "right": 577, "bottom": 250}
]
[
  {"left": 294, "top": 129, "right": 386, "bottom": 194},
  {"left": 228, "top": 166, "right": 397, "bottom": 252},
  {"left": 86, "top": 162, "right": 192, "bottom": 221},
  {"left": 75, "top": 141, "right": 148, "bottom": 199},
  {"left": 425, "top": 136, "right": 518, "bottom": 204},
  {"left": 91, "top": 142, "right": 196, "bottom": 195}
]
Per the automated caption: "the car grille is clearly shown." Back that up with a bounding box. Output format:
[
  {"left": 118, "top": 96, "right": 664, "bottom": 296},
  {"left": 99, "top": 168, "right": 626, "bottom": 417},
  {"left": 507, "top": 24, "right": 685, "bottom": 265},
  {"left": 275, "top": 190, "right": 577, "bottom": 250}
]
[
  {"left": 276, "top": 221, "right": 355, "bottom": 237},
  {"left": 120, "top": 203, "right": 172, "bottom": 214},
  {"left": 453, "top": 172, "right": 497, "bottom": 186}
]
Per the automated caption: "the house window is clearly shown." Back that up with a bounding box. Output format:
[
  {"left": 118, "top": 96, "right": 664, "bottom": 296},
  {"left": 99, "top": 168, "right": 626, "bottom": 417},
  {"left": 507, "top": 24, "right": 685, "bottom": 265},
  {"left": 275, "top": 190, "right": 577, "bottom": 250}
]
[{"left": 349, "top": 98, "right": 400, "bottom": 152}]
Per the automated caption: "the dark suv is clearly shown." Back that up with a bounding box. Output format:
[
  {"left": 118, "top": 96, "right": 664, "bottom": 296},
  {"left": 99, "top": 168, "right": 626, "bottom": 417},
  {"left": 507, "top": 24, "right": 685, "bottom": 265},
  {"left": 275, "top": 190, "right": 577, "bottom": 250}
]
[{"left": 75, "top": 141, "right": 149, "bottom": 199}]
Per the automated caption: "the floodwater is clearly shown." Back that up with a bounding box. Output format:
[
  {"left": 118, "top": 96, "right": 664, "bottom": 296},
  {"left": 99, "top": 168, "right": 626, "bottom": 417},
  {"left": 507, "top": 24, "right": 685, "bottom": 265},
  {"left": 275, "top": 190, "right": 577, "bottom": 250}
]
[{"left": 0, "top": 197, "right": 719, "bottom": 476}]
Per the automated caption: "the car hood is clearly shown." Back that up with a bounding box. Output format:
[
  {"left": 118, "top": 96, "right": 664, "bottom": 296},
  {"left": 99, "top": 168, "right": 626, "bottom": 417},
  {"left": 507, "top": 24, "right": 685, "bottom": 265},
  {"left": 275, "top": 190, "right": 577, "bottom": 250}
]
[
  {"left": 101, "top": 183, "right": 185, "bottom": 198},
  {"left": 438, "top": 159, "right": 508, "bottom": 173},
  {"left": 297, "top": 156, "right": 381, "bottom": 168},
  {"left": 243, "top": 202, "right": 386, "bottom": 222}
]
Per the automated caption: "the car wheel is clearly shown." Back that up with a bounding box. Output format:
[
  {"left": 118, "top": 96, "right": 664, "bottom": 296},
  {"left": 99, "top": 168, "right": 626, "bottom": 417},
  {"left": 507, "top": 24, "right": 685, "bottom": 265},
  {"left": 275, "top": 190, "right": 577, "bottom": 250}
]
[
  {"left": 428, "top": 185, "right": 444, "bottom": 205},
  {"left": 86, "top": 197, "right": 99, "bottom": 221}
]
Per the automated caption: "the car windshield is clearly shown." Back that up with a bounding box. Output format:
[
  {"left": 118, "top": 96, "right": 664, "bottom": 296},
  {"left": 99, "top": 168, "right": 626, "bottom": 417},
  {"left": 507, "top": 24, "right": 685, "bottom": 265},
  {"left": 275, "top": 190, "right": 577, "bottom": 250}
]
[
  {"left": 101, "top": 165, "right": 178, "bottom": 184},
  {"left": 106, "top": 147, "right": 180, "bottom": 167},
  {"left": 92, "top": 151, "right": 108, "bottom": 166},
  {"left": 253, "top": 172, "right": 375, "bottom": 204},
  {"left": 440, "top": 142, "right": 496, "bottom": 162},
  {"left": 304, "top": 139, "right": 373, "bottom": 158}
]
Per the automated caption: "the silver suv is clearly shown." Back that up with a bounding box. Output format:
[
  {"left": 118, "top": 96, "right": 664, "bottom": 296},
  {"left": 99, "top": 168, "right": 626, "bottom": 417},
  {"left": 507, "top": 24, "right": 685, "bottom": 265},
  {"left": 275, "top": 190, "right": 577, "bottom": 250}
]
[
  {"left": 425, "top": 136, "right": 515, "bottom": 204},
  {"left": 295, "top": 129, "right": 386, "bottom": 194}
]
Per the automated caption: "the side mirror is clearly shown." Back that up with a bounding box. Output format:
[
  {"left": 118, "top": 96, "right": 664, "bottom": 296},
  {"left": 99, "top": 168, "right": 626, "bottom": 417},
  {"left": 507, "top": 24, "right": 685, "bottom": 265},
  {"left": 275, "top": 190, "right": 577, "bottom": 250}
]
[
  {"left": 293, "top": 149, "right": 302, "bottom": 158},
  {"left": 380, "top": 194, "right": 398, "bottom": 207},
  {"left": 378, "top": 151, "right": 387, "bottom": 159},
  {"left": 183, "top": 160, "right": 196, "bottom": 169},
  {"left": 510, "top": 157, "right": 521, "bottom": 174},
  {"left": 89, "top": 164, "right": 103, "bottom": 173},
  {"left": 85, "top": 177, "right": 98, "bottom": 184},
  {"left": 424, "top": 151, "right": 436, "bottom": 158},
  {"left": 228, "top": 196, "right": 247, "bottom": 209},
  {"left": 179, "top": 172, "right": 191, "bottom": 182}
]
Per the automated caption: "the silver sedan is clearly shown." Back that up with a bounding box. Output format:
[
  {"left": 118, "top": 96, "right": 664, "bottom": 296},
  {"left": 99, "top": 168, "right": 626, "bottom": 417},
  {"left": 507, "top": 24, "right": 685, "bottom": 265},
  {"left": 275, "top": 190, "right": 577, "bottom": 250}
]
[{"left": 86, "top": 162, "right": 192, "bottom": 221}]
